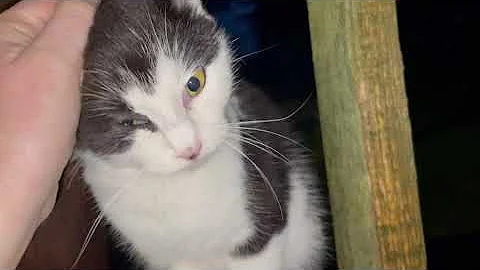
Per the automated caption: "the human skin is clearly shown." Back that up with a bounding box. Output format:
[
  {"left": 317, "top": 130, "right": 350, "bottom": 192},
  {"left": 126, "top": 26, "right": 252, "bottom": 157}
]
[{"left": 0, "top": 1, "right": 96, "bottom": 268}]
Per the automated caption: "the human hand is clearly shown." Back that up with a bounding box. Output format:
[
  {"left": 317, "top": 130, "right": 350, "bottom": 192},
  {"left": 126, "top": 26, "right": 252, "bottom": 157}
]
[{"left": 0, "top": 1, "right": 96, "bottom": 268}]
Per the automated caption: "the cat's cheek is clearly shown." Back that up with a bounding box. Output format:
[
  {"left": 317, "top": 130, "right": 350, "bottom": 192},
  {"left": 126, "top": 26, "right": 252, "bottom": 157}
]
[
  {"left": 130, "top": 131, "right": 192, "bottom": 174},
  {"left": 196, "top": 123, "right": 227, "bottom": 157},
  {"left": 105, "top": 151, "right": 143, "bottom": 171}
]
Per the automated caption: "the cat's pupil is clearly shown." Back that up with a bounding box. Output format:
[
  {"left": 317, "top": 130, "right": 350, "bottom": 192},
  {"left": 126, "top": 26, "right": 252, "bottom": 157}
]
[{"left": 187, "top": 77, "right": 201, "bottom": 92}]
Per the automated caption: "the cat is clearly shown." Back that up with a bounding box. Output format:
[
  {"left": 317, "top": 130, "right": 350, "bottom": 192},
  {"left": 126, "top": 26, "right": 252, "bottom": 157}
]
[{"left": 75, "top": 0, "right": 326, "bottom": 269}]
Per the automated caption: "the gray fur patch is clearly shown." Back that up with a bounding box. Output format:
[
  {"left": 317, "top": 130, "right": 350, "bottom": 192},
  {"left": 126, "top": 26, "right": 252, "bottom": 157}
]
[{"left": 231, "top": 82, "right": 293, "bottom": 256}]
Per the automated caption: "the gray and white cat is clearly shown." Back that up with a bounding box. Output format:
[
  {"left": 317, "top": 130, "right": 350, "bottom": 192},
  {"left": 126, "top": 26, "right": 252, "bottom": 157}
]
[{"left": 75, "top": 0, "right": 326, "bottom": 269}]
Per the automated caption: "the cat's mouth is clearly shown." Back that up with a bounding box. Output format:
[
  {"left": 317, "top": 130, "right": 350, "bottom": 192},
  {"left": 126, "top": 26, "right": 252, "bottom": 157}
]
[
  {"left": 170, "top": 139, "right": 225, "bottom": 173},
  {"left": 174, "top": 138, "right": 202, "bottom": 161}
]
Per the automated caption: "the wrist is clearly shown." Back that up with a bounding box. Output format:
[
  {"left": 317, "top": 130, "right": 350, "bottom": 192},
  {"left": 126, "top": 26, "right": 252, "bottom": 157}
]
[{"left": 0, "top": 162, "right": 60, "bottom": 268}]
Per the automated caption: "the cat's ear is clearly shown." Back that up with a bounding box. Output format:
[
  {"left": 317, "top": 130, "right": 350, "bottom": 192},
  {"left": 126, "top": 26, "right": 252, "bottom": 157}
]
[{"left": 171, "top": 0, "right": 212, "bottom": 18}]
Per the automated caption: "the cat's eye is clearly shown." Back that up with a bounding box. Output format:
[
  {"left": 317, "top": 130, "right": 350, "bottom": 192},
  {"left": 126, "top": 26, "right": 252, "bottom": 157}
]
[
  {"left": 185, "top": 67, "right": 206, "bottom": 97},
  {"left": 119, "top": 116, "right": 151, "bottom": 128}
]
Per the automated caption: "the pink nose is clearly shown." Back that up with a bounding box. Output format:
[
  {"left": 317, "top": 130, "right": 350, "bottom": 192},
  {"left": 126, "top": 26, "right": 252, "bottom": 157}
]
[{"left": 176, "top": 140, "right": 202, "bottom": 160}]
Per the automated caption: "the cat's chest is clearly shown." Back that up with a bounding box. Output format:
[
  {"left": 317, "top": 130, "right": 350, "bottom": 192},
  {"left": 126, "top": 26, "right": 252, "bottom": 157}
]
[
  {"left": 107, "top": 165, "right": 247, "bottom": 228},
  {"left": 81, "top": 147, "right": 253, "bottom": 259}
]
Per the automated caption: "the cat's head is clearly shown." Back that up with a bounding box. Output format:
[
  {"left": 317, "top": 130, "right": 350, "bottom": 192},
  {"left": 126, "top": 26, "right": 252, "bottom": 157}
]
[{"left": 77, "top": 0, "right": 236, "bottom": 174}]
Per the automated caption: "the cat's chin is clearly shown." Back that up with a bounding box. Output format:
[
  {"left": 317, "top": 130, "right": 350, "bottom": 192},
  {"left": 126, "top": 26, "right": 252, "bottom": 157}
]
[
  {"left": 142, "top": 159, "right": 201, "bottom": 175},
  {"left": 136, "top": 146, "right": 219, "bottom": 176}
]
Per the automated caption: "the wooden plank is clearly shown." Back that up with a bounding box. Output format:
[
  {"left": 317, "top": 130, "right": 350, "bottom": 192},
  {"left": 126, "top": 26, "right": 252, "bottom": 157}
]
[{"left": 307, "top": 1, "right": 427, "bottom": 269}]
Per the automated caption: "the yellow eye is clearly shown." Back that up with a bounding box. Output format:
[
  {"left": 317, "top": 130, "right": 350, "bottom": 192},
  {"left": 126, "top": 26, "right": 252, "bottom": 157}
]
[{"left": 185, "top": 67, "right": 206, "bottom": 97}]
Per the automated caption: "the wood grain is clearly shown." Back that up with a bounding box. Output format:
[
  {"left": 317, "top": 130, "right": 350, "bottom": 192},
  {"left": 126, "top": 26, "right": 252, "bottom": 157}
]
[{"left": 307, "top": 1, "right": 427, "bottom": 269}]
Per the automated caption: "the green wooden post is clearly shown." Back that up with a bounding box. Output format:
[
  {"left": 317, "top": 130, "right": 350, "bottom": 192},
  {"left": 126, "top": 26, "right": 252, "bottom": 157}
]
[{"left": 307, "top": 1, "right": 427, "bottom": 269}]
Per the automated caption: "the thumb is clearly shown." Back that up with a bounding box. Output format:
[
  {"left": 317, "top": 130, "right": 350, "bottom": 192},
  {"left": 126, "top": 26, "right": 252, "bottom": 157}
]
[
  {"left": 21, "top": 0, "right": 97, "bottom": 69},
  {"left": 0, "top": 0, "right": 57, "bottom": 65}
]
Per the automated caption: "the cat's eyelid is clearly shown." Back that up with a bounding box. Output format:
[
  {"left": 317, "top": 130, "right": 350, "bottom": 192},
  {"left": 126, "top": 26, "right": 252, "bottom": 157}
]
[
  {"left": 118, "top": 113, "right": 151, "bottom": 126},
  {"left": 188, "top": 66, "right": 205, "bottom": 76},
  {"left": 132, "top": 118, "right": 149, "bottom": 126}
]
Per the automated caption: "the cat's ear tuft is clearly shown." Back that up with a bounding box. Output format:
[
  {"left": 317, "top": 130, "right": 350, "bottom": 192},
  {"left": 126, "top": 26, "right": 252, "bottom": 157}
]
[{"left": 171, "top": 0, "right": 213, "bottom": 19}]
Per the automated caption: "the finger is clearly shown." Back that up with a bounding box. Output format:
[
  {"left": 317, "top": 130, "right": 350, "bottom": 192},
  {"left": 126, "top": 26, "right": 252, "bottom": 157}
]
[
  {"left": 21, "top": 0, "right": 97, "bottom": 69},
  {"left": 0, "top": 0, "right": 58, "bottom": 64},
  {"left": 38, "top": 182, "right": 59, "bottom": 225}
]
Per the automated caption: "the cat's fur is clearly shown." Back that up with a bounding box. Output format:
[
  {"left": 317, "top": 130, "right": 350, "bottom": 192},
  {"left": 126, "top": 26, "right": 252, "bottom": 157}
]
[{"left": 76, "top": 0, "right": 326, "bottom": 269}]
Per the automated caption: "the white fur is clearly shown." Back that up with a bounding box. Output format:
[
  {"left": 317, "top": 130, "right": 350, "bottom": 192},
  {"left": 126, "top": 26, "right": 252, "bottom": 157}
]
[
  {"left": 171, "top": 0, "right": 213, "bottom": 19},
  {"left": 81, "top": 141, "right": 253, "bottom": 268},
  {"left": 79, "top": 5, "right": 325, "bottom": 269},
  {"left": 81, "top": 147, "right": 325, "bottom": 270}
]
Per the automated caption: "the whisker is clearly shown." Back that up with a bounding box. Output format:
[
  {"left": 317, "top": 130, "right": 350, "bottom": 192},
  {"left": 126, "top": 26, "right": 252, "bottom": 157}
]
[
  {"left": 64, "top": 159, "right": 83, "bottom": 190},
  {"left": 240, "top": 131, "right": 291, "bottom": 162},
  {"left": 71, "top": 213, "right": 105, "bottom": 269},
  {"left": 228, "top": 91, "right": 314, "bottom": 126},
  {"left": 228, "top": 79, "right": 242, "bottom": 97},
  {"left": 228, "top": 132, "right": 290, "bottom": 164},
  {"left": 240, "top": 137, "right": 290, "bottom": 164},
  {"left": 233, "top": 44, "right": 279, "bottom": 63},
  {"left": 234, "top": 136, "right": 289, "bottom": 164},
  {"left": 229, "top": 36, "right": 240, "bottom": 45},
  {"left": 224, "top": 141, "right": 284, "bottom": 220},
  {"left": 71, "top": 185, "right": 129, "bottom": 269},
  {"left": 224, "top": 126, "right": 311, "bottom": 152}
]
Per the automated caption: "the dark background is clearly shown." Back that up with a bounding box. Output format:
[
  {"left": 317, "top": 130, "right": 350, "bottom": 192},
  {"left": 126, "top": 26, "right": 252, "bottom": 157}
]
[
  {"left": 397, "top": 1, "right": 480, "bottom": 269},
  {"left": 208, "top": 1, "right": 480, "bottom": 269}
]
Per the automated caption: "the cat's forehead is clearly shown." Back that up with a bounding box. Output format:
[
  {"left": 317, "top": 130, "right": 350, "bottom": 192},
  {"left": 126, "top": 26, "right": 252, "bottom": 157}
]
[
  {"left": 162, "top": 11, "right": 220, "bottom": 68},
  {"left": 84, "top": 0, "right": 222, "bottom": 85}
]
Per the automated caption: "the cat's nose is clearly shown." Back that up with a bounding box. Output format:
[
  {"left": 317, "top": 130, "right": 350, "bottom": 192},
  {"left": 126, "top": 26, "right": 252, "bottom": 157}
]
[{"left": 176, "top": 139, "right": 202, "bottom": 160}]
